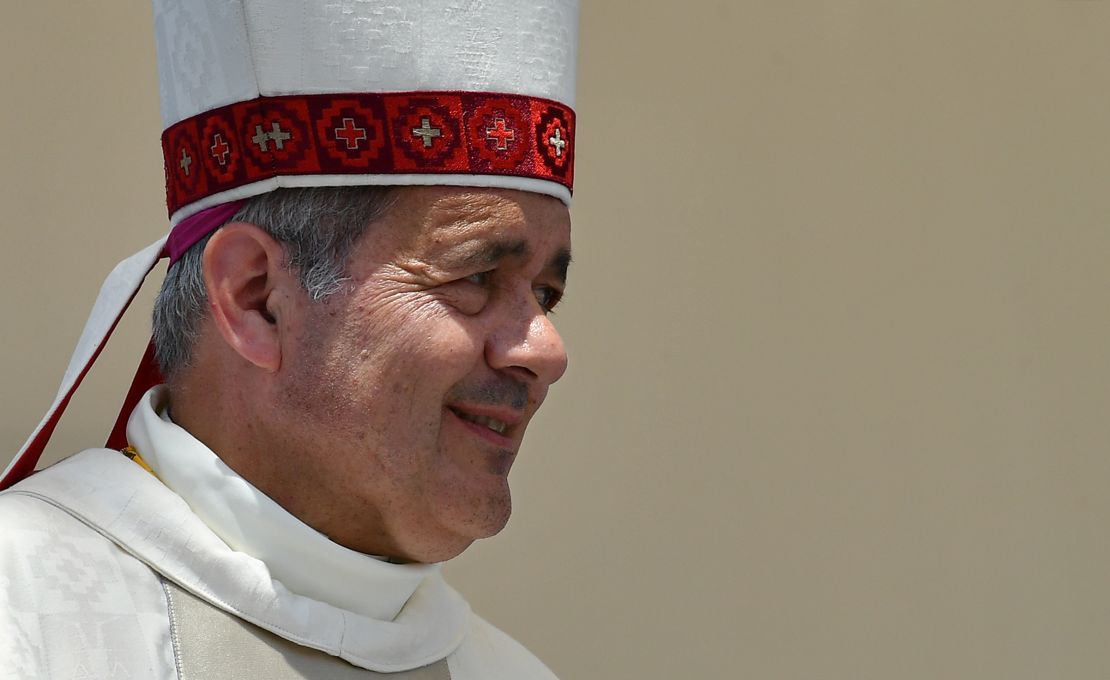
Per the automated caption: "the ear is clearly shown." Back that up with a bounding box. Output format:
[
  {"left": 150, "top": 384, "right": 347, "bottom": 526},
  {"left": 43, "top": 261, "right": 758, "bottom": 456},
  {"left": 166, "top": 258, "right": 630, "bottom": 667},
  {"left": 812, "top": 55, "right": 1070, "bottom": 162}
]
[{"left": 202, "top": 222, "right": 298, "bottom": 372}]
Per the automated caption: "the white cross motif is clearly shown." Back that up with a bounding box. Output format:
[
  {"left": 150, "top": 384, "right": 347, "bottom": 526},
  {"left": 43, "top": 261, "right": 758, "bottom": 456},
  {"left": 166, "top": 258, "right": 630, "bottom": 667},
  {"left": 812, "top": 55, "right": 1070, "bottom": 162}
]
[
  {"left": 548, "top": 128, "right": 567, "bottom": 158},
  {"left": 268, "top": 123, "right": 292, "bottom": 150},
  {"left": 252, "top": 122, "right": 293, "bottom": 152},
  {"left": 179, "top": 148, "right": 193, "bottom": 176},
  {"left": 251, "top": 125, "right": 269, "bottom": 151},
  {"left": 412, "top": 117, "right": 442, "bottom": 148}
]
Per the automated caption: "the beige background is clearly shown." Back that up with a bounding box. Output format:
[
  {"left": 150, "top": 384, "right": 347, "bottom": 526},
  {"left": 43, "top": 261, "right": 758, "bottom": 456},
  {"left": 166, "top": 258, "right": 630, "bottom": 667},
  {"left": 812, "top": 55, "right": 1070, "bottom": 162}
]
[{"left": 3, "top": 2, "right": 1110, "bottom": 678}]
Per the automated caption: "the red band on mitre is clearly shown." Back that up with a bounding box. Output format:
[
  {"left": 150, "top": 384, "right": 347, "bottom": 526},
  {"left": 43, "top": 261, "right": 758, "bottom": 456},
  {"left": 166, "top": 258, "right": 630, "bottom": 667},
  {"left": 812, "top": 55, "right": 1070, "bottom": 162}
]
[{"left": 162, "top": 91, "right": 575, "bottom": 218}]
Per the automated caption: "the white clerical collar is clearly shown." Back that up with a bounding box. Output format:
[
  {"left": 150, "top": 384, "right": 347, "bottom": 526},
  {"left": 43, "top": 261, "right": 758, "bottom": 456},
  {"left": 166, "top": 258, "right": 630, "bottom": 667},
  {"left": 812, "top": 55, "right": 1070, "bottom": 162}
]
[{"left": 126, "top": 385, "right": 438, "bottom": 622}]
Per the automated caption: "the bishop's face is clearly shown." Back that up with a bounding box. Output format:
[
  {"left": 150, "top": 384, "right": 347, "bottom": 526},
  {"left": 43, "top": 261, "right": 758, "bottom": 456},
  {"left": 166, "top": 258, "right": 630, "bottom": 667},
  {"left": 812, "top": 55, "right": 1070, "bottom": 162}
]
[{"left": 275, "top": 187, "right": 570, "bottom": 562}]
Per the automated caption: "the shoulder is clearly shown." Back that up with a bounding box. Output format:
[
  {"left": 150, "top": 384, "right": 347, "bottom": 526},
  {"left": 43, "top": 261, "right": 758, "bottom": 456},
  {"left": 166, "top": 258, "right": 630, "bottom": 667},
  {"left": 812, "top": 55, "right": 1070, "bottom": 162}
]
[
  {"left": 0, "top": 450, "right": 168, "bottom": 599},
  {"left": 0, "top": 463, "right": 114, "bottom": 574},
  {"left": 0, "top": 453, "right": 177, "bottom": 680},
  {"left": 448, "top": 610, "right": 559, "bottom": 680},
  {"left": 0, "top": 450, "right": 130, "bottom": 558}
]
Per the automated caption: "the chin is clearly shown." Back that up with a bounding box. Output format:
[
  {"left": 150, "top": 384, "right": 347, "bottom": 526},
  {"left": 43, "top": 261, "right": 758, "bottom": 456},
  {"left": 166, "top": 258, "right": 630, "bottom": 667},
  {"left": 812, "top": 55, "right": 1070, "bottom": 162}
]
[
  {"left": 440, "top": 490, "right": 513, "bottom": 547},
  {"left": 399, "top": 475, "right": 514, "bottom": 561},
  {"left": 471, "top": 510, "right": 512, "bottom": 540}
]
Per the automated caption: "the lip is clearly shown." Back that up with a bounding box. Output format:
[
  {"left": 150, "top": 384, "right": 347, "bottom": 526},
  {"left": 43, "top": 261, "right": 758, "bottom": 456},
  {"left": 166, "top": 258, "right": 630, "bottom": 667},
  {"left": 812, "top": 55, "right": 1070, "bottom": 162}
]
[{"left": 445, "top": 404, "right": 522, "bottom": 449}]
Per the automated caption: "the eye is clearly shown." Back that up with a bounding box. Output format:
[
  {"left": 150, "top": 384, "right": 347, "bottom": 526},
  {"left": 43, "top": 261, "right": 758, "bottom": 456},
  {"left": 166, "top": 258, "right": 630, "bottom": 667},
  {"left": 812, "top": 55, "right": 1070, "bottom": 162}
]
[
  {"left": 443, "top": 270, "right": 493, "bottom": 316},
  {"left": 465, "top": 270, "right": 492, "bottom": 286},
  {"left": 534, "top": 286, "right": 563, "bottom": 314}
]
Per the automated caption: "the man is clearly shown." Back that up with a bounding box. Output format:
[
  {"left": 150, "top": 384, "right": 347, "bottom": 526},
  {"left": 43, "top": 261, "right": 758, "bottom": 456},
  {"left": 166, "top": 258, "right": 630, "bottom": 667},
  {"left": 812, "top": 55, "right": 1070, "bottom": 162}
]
[{"left": 0, "top": 1, "right": 577, "bottom": 677}]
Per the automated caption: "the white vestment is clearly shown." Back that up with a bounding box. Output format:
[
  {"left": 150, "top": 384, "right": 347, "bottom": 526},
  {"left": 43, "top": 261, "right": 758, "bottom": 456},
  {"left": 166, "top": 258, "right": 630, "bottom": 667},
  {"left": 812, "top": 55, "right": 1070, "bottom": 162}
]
[{"left": 0, "top": 387, "right": 557, "bottom": 679}]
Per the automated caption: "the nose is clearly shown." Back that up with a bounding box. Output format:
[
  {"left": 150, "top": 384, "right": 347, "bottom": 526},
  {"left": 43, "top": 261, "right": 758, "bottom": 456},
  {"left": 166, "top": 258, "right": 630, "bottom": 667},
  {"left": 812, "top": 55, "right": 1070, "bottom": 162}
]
[{"left": 486, "top": 301, "right": 568, "bottom": 388}]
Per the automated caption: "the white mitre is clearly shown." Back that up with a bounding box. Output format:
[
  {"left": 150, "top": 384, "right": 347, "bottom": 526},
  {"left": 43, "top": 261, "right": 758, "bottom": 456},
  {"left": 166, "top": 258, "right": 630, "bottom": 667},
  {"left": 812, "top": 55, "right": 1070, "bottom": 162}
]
[{"left": 2, "top": 0, "right": 579, "bottom": 490}]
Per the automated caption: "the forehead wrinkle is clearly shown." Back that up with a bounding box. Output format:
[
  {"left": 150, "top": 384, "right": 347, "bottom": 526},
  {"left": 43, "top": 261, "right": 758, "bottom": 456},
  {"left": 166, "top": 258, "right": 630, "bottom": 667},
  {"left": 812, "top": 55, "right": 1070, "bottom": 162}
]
[
  {"left": 405, "top": 189, "right": 569, "bottom": 277},
  {"left": 426, "top": 191, "right": 522, "bottom": 238}
]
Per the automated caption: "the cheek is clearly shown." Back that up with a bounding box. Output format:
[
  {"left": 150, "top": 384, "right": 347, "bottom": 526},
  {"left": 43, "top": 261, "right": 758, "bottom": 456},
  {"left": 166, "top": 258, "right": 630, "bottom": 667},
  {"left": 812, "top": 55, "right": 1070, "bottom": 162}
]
[
  {"left": 346, "top": 287, "right": 454, "bottom": 338},
  {"left": 339, "top": 291, "right": 487, "bottom": 384}
]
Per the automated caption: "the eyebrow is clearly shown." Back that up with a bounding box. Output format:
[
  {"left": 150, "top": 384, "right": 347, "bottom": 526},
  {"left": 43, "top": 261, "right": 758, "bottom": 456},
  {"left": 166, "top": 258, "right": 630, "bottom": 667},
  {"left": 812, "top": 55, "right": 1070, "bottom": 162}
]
[
  {"left": 442, "top": 238, "right": 528, "bottom": 270},
  {"left": 443, "top": 238, "right": 572, "bottom": 285}
]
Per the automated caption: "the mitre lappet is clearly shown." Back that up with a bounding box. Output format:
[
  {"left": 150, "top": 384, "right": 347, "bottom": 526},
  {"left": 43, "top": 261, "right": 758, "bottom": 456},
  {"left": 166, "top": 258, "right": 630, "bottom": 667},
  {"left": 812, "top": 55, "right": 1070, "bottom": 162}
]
[{"left": 1, "top": 0, "right": 578, "bottom": 490}]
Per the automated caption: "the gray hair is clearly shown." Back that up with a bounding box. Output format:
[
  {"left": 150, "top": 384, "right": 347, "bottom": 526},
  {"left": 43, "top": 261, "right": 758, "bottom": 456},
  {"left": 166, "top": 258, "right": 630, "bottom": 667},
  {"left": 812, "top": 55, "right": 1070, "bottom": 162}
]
[{"left": 152, "top": 186, "right": 396, "bottom": 378}]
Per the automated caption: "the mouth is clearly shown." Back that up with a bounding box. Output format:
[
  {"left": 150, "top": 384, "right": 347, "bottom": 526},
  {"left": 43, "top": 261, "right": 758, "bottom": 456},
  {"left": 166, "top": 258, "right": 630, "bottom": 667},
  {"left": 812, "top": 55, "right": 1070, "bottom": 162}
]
[
  {"left": 450, "top": 408, "right": 510, "bottom": 434},
  {"left": 446, "top": 405, "right": 521, "bottom": 448}
]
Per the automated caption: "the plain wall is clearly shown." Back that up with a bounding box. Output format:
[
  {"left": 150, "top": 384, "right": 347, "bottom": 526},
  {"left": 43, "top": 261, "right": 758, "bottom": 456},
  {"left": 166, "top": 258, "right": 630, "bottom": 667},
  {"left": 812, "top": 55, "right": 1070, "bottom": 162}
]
[{"left": 3, "top": 2, "right": 1110, "bottom": 678}]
